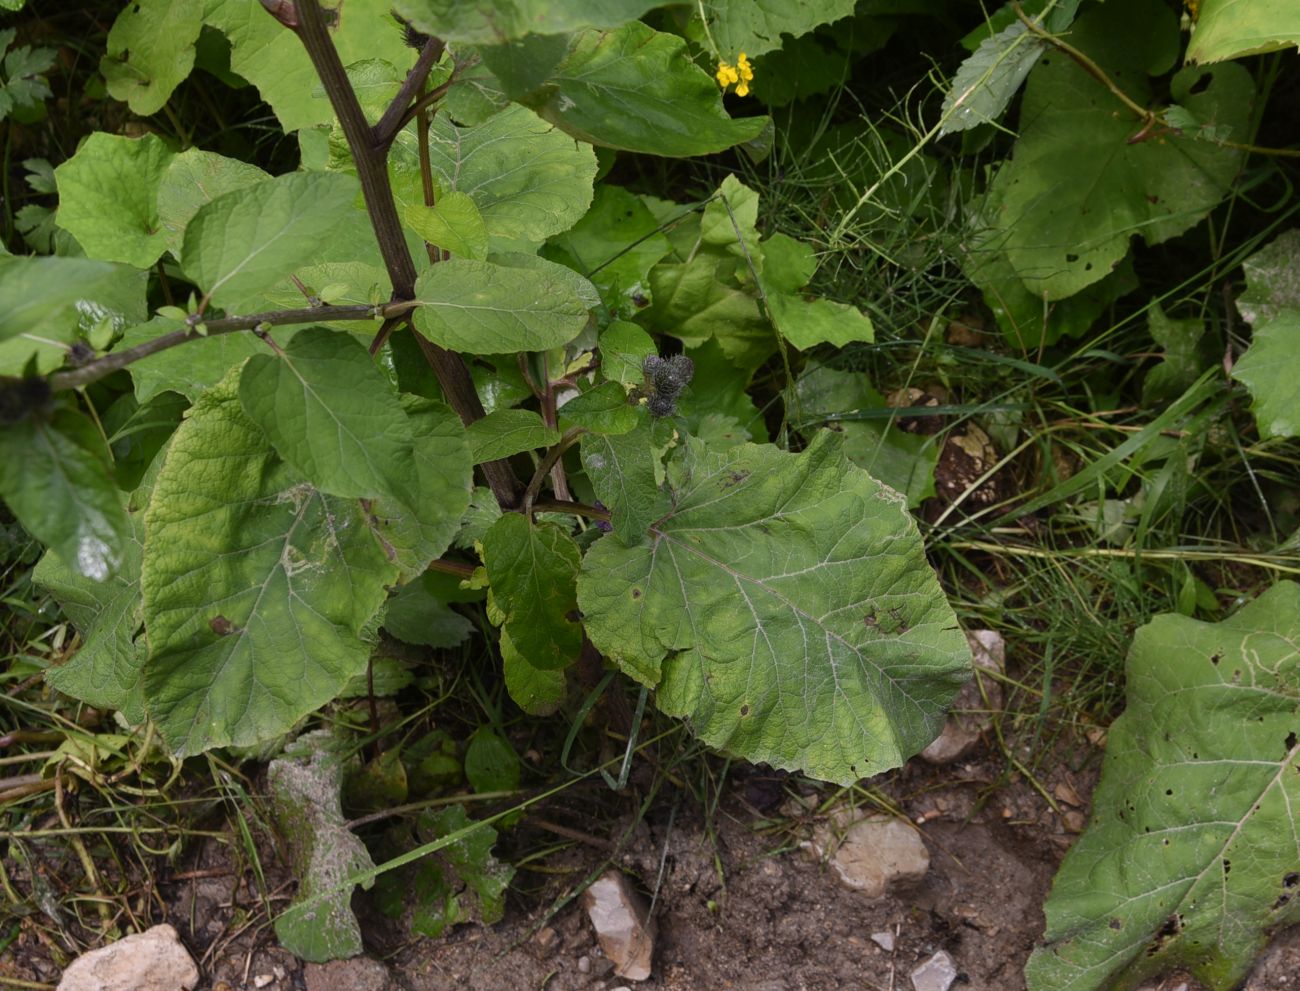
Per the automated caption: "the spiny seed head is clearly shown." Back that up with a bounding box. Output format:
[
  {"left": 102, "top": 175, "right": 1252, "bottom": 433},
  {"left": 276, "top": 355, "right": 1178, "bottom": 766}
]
[
  {"left": 643, "top": 353, "right": 694, "bottom": 398},
  {"left": 646, "top": 392, "right": 678, "bottom": 419}
]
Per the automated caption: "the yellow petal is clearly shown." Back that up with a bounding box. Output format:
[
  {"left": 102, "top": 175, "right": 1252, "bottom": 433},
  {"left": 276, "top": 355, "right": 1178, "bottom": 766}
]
[{"left": 736, "top": 82, "right": 749, "bottom": 97}]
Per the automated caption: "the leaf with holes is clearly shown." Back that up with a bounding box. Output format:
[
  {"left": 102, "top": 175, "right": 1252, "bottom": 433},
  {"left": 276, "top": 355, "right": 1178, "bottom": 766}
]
[
  {"left": 1026, "top": 581, "right": 1300, "bottom": 991},
  {"left": 100, "top": 0, "right": 203, "bottom": 116},
  {"left": 577, "top": 432, "right": 970, "bottom": 785}
]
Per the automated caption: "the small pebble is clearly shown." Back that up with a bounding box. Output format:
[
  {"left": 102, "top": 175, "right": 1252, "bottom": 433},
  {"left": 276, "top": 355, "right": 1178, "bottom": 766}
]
[
  {"left": 273, "top": 965, "right": 287, "bottom": 980},
  {"left": 253, "top": 976, "right": 273, "bottom": 989},
  {"left": 577, "top": 955, "right": 592, "bottom": 974},
  {"left": 911, "top": 950, "right": 957, "bottom": 991},
  {"left": 871, "top": 931, "right": 895, "bottom": 952}
]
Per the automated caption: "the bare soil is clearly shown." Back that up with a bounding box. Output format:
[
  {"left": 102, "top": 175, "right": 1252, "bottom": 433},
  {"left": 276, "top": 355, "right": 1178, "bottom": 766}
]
[{"left": 5, "top": 738, "right": 1299, "bottom": 990}]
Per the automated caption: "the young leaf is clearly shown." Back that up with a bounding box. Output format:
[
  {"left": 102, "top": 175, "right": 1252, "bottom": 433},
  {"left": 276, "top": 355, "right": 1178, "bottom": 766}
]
[
  {"left": 482, "top": 514, "right": 582, "bottom": 671},
  {"left": 597, "top": 321, "right": 658, "bottom": 387},
  {"left": 156, "top": 149, "right": 269, "bottom": 255},
  {"left": 100, "top": 0, "right": 203, "bottom": 116},
  {"left": 141, "top": 377, "right": 397, "bottom": 755},
  {"left": 181, "top": 172, "right": 360, "bottom": 311},
  {"left": 0, "top": 409, "right": 131, "bottom": 583},
  {"left": 239, "top": 329, "right": 418, "bottom": 501},
  {"left": 403, "top": 191, "right": 489, "bottom": 260},
  {"left": 464, "top": 727, "right": 521, "bottom": 793},
  {"left": 577, "top": 432, "right": 970, "bottom": 785},
  {"left": 1025, "top": 581, "right": 1300, "bottom": 991},
  {"left": 515, "top": 22, "right": 768, "bottom": 157},
  {"left": 54, "top": 132, "right": 175, "bottom": 268},
  {"left": 413, "top": 258, "right": 590, "bottom": 354},
  {"left": 466, "top": 409, "right": 561, "bottom": 464}
]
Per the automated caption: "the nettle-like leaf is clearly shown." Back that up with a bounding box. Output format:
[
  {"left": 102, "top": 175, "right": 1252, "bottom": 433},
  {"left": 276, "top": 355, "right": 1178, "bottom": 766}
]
[
  {"left": 0, "top": 27, "right": 55, "bottom": 120},
  {"left": 141, "top": 376, "right": 397, "bottom": 756},
  {"left": 1186, "top": 0, "right": 1300, "bottom": 63},
  {"left": 413, "top": 257, "right": 590, "bottom": 354},
  {"left": 156, "top": 149, "right": 269, "bottom": 256},
  {"left": 514, "top": 22, "right": 769, "bottom": 157},
  {"left": 699, "top": 0, "right": 857, "bottom": 59},
  {"left": 181, "top": 172, "right": 360, "bottom": 311},
  {"left": 0, "top": 410, "right": 131, "bottom": 583},
  {"left": 939, "top": 22, "right": 1046, "bottom": 135},
  {"left": 393, "top": 0, "right": 662, "bottom": 43},
  {"left": 1231, "top": 229, "right": 1300, "bottom": 439},
  {"left": 54, "top": 132, "right": 175, "bottom": 268},
  {"left": 482, "top": 514, "right": 582, "bottom": 672},
  {"left": 239, "top": 329, "right": 418, "bottom": 502},
  {"left": 100, "top": 0, "right": 203, "bottom": 116},
  {"left": 1026, "top": 581, "right": 1300, "bottom": 991},
  {"left": 990, "top": 0, "right": 1253, "bottom": 301},
  {"left": 578, "top": 433, "right": 970, "bottom": 785}
]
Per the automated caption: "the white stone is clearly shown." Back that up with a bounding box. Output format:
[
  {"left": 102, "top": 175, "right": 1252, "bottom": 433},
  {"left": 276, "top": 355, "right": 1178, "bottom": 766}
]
[
  {"left": 871, "top": 931, "right": 896, "bottom": 952},
  {"left": 911, "top": 950, "right": 957, "bottom": 991},
  {"left": 57, "top": 924, "right": 198, "bottom": 991},
  {"left": 806, "top": 814, "right": 930, "bottom": 899},
  {"left": 922, "top": 630, "right": 1006, "bottom": 764},
  {"left": 254, "top": 977, "right": 273, "bottom": 989},
  {"left": 581, "top": 871, "right": 656, "bottom": 981}
]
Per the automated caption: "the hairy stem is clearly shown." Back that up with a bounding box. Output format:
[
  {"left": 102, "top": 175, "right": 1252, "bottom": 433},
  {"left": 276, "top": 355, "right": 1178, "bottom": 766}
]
[
  {"left": 49, "top": 302, "right": 417, "bottom": 392},
  {"left": 286, "top": 0, "right": 522, "bottom": 508}
]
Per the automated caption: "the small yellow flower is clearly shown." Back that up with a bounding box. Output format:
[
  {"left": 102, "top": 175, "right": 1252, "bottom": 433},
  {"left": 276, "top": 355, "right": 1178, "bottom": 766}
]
[{"left": 716, "top": 52, "right": 754, "bottom": 97}]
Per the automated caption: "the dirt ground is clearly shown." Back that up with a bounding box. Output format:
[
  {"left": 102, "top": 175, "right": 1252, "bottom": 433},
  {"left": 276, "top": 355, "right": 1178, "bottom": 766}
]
[{"left": 6, "top": 732, "right": 1299, "bottom": 991}]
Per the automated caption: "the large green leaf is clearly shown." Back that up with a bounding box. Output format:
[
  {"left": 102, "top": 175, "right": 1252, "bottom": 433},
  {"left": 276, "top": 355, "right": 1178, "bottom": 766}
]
[
  {"left": 239, "top": 329, "right": 417, "bottom": 501},
  {"left": 204, "top": 0, "right": 412, "bottom": 132},
  {"left": 1231, "top": 230, "right": 1300, "bottom": 439},
  {"left": 516, "top": 22, "right": 769, "bottom": 157},
  {"left": 141, "top": 377, "right": 396, "bottom": 755},
  {"left": 408, "top": 104, "right": 596, "bottom": 244},
  {"left": 577, "top": 432, "right": 970, "bottom": 784},
  {"left": 1186, "top": 0, "right": 1300, "bottom": 63},
  {"left": 54, "top": 132, "right": 174, "bottom": 268},
  {"left": 100, "top": 0, "right": 203, "bottom": 116},
  {"left": 393, "top": 0, "right": 661, "bottom": 42},
  {"left": 34, "top": 510, "right": 146, "bottom": 722},
  {"left": 700, "top": 0, "right": 857, "bottom": 59},
  {"left": 0, "top": 410, "right": 131, "bottom": 583},
  {"left": 466, "top": 409, "right": 561, "bottom": 463},
  {"left": 364, "top": 397, "right": 473, "bottom": 583},
  {"left": 991, "top": 0, "right": 1252, "bottom": 300},
  {"left": 1026, "top": 581, "right": 1300, "bottom": 991},
  {"left": 412, "top": 257, "right": 589, "bottom": 354},
  {"left": 181, "top": 172, "right": 360, "bottom": 311},
  {"left": 156, "top": 149, "right": 269, "bottom": 256},
  {"left": 482, "top": 514, "right": 582, "bottom": 672}
]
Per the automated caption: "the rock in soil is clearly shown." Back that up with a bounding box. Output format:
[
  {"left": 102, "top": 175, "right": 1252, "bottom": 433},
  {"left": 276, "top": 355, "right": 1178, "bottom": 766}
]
[
  {"left": 922, "top": 629, "right": 1006, "bottom": 764},
  {"left": 806, "top": 814, "right": 930, "bottom": 899},
  {"left": 910, "top": 950, "right": 958, "bottom": 991},
  {"left": 303, "top": 957, "right": 392, "bottom": 991},
  {"left": 581, "top": 870, "right": 656, "bottom": 981},
  {"left": 57, "top": 924, "right": 198, "bottom": 991}
]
